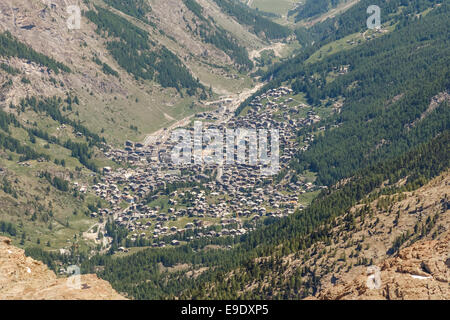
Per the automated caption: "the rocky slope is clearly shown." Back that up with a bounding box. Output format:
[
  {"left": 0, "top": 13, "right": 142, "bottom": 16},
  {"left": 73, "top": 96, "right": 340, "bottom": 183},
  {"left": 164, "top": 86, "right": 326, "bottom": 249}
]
[
  {"left": 303, "top": 170, "right": 450, "bottom": 299},
  {"left": 216, "top": 169, "right": 449, "bottom": 300},
  {"left": 0, "top": 0, "right": 265, "bottom": 145},
  {"left": 0, "top": 236, "right": 126, "bottom": 299},
  {"left": 312, "top": 233, "right": 449, "bottom": 300}
]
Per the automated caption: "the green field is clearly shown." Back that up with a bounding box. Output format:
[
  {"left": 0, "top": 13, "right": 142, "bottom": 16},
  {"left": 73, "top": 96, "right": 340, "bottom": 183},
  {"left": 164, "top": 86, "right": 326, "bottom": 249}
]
[
  {"left": 247, "top": 0, "right": 297, "bottom": 16},
  {"left": 306, "top": 24, "right": 396, "bottom": 64}
]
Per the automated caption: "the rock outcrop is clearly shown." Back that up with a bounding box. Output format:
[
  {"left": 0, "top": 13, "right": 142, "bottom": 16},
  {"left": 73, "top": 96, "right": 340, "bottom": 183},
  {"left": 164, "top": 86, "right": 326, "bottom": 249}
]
[
  {"left": 0, "top": 237, "right": 126, "bottom": 300},
  {"left": 313, "top": 233, "right": 450, "bottom": 300}
]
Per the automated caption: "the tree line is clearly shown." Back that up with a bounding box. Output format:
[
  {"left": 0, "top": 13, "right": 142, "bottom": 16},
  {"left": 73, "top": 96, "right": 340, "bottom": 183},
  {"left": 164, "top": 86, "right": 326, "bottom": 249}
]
[
  {"left": 85, "top": 6, "right": 204, "bottom": 95},
  {"left": 0, "top": 31, "right": 70, "bottom": 74}
]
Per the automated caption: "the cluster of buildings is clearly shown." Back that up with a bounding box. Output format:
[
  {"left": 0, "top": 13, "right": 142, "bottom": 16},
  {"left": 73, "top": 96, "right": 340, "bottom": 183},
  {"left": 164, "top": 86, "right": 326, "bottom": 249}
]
[{"left": 87, "top": 86, "right": 325, "bottom": 249}]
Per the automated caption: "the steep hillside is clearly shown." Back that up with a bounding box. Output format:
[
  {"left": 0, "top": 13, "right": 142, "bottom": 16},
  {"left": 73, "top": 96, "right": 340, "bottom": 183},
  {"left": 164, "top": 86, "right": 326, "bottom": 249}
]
[
  {"left": 0, "top": 0, "right": 284, "bottom": 145},
  {"left": 150, "top": 0, "right": 252, "bottom": 69},
  {"left": 248, "top": 0, "right": 449, "bottom": 186},
  {"left": 0, "top": 0, "right": 187, "bottom": 144},
  {"left": 179, "top": 133, "right": 449, "bottom": 300},
  {"left": 313, "top": 232, "right": 449, "bottom": 300},
  {"left": 0, "top": 97, "right": 112, "bottom": 252},
  {"left": 0, "top": 236, "right": 125, "bottom": 299},
  {"left": 208, "top": 0, "right": 291, "bottom": 39},
  {"left": 290, "top": 169, "right": 450, "bottom": 299}
]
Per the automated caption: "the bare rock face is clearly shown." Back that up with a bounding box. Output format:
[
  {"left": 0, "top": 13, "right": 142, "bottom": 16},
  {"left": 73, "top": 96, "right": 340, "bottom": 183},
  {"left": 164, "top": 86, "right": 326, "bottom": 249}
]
[
  {"left": 313, "top": 234, "right": 450, "bottom": 300},
  {"left": 0, "top": 237, "right": 126, "bottom": 300}
]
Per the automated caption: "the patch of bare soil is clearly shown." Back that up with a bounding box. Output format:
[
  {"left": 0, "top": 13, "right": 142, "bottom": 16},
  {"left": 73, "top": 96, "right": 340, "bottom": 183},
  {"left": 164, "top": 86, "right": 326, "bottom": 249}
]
[{"left": 0, "top": 237, "right": 126, "bottom": 300}]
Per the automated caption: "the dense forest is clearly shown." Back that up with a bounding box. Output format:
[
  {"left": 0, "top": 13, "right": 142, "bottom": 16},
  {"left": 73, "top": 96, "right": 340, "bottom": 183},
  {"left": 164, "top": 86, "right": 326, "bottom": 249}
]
[
  {"left": 288, "top": 3, "right": 450, "bottom": 185},
  {"left": 239, "top": 1, "right": 449, "bottom": 186}
]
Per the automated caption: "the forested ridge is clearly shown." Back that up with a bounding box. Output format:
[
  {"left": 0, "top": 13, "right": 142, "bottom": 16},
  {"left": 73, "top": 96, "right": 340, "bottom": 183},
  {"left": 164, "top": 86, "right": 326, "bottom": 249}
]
[
  {"left": 0, "top": 108, "right": 47, "bottom": 162},
  {"left": 240, "top": 1, "right": 449, "bottom": 186},
  {"left": 99, "top": 0, "right": 259, "bottom": 71},
  {"left": 0, "top": 96, "right": 103, "bottom": 171},
  {"left": 235, "top": 0, "right": 444, "bottom": 115},
  {"left": 289, "top": 3, "right": 450, "bottom": 185}
]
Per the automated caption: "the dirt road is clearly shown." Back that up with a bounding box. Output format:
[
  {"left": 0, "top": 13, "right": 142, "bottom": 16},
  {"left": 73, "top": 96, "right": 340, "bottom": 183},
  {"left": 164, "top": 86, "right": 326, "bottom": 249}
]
[
  {"left": 143, "top": 115, "right": 194, "bottom": 147},
  {"left": 249, "top": 42, "right": 286, "bottom": 61}
]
